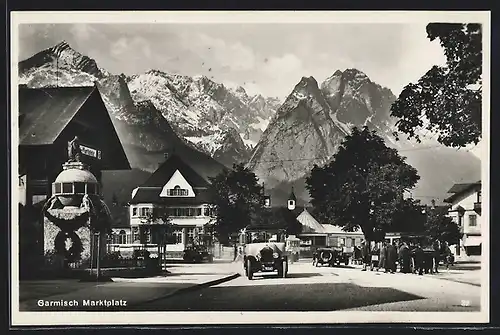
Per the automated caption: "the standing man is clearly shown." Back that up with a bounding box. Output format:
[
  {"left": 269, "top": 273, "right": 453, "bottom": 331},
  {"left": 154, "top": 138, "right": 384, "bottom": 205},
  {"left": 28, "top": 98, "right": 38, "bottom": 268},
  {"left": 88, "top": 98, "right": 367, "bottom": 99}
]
[
  {"left": 379, "top": 241, "right": 387, "bottom": 272},
  {"left": 361, "top": 240, "right": 370, "bottom": 271},
  {"left": 370, "top": 241, "right": 379, "bottom": 271},
  {"left": 399, "top": 242, "right": 411, "bottom": 273},
  {"left": 432, "top": 239, "right": 441, "bottom": 274},
  {"left": 413, "top": 243, "right": 425, "bottom": 275},
  {"left": 386, "top": 241, "right": 398, "bottom": 274}
]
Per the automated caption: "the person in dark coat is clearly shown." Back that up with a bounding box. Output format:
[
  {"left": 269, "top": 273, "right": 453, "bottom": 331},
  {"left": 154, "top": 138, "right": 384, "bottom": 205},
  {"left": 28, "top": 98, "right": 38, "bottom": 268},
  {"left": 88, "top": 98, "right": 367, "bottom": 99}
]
[
  {"left": 353, "top": 246, "right": 361, "bottom": 265},
  {"left": 432, "top": 239, "right": 441, "bottom": 273},
  {"left": 413, "top": 243, "right": 425, "bottom": 275},
  {"left": 370, "top": 242, "right": 380, "bottom": 271},
  {"left": 379, "top": 242, "right": 387, "bottom": 272},
  {"left": 398, "top": 242, "right": 411, "bottom": 273},
  {"left": 386, "top": 241, "right": 398, "bottom": 273},
  {"left": 361, "top": 240, "right": 370, "bottom": 271}
]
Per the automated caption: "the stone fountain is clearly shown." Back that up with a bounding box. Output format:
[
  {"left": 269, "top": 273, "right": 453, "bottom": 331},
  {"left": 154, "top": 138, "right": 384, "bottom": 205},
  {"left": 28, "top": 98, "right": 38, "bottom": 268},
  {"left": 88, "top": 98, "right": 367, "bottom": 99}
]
[{"left": 42, "top": 136, "right": 112, "bottom": 280}]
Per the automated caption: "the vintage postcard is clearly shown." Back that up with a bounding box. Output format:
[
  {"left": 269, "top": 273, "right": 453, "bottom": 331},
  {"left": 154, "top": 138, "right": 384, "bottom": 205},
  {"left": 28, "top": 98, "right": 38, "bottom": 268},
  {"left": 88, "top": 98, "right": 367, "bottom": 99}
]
[{"left": 10, "top": 10, "right": 490, "bottom": 326}]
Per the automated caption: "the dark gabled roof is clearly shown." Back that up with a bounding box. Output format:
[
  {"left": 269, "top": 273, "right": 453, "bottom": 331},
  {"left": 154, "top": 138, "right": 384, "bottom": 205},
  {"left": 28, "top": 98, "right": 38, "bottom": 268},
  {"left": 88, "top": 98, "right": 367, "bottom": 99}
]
[
  {"left": 129, "top": 187, "right": 212, "bottom": 205},
  {"left": 288, "top": 188, "right": 297, "bottom": 201},
  {"left": 447, "top": 181, "right": 481, "bottom": 194},
  {"left": 19, "top": 86, "right": 95, "bottom": 145},
  {"left": 444, "top": 181, "right": 481, "bottom": 203},
  {"left": 141, "top": 154, "right": 211, "bottom": 188}
]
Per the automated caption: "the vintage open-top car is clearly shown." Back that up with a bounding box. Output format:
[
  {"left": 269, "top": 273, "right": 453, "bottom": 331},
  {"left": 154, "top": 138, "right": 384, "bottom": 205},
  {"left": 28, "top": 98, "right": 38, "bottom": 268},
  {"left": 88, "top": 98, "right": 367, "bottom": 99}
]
[
  {"left": 240, "top": 227, "right": 289, "bottom": 280},
  {"left": 313, "top": 247, "right": 349, "bottom": 267}
]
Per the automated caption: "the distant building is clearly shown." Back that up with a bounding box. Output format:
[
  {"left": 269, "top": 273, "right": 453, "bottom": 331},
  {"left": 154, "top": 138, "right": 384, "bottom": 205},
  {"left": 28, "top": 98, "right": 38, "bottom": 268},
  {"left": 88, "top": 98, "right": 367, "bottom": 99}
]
[
  {"left": 296, "top": 209, "right": 364, "bottom": 255},
  {"left": 108, "top": 154, "right": 217, "bottom": 257},
  {"left": 444, "top": 181, "right": 482, "bottom": 260}
]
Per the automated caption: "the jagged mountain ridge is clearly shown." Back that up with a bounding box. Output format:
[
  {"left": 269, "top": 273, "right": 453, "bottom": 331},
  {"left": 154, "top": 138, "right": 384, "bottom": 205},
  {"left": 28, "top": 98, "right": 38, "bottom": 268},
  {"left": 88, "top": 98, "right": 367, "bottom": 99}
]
[
  {"left": 248, "top": 69, "right": 481, "bottom": 207},
  {"left": 126, "top": 70, "right": 280, "bottom": 162},
  {"left": 19, "top": 41, "right": 280, "bottom": 168},
  {"left": 18, "top": 41, "right": 232, "bottom": 207}
]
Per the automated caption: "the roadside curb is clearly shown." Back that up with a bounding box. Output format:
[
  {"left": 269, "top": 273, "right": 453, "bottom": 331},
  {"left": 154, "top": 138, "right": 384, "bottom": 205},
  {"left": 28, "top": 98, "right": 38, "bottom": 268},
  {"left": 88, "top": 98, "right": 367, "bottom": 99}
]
[
  {"left": 127, "top": 272, "right": 241, "bottom": 308},
  {"left": 432, "top": 276, "right": 481, "bottom": 287}
]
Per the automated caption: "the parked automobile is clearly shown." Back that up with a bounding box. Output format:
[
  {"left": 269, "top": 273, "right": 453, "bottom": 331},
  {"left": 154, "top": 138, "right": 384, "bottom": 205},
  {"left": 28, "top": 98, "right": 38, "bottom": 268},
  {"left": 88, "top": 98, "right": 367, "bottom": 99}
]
[
  {"left": 313, "top": 247, "right": 349, "bottom": 267},
  {"left": 242, "top": 232, "right": 289, "bottom": 280},
  {"left": 183, "top": 245, "right": 214, "bottom": 263}
]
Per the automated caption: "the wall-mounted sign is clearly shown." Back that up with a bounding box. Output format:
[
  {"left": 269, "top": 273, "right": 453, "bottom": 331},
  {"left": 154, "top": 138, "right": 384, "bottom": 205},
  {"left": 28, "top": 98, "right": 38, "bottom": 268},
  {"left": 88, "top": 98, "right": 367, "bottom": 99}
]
[{"left": 79, "top": 144, "right": 102, "bottom": 160}]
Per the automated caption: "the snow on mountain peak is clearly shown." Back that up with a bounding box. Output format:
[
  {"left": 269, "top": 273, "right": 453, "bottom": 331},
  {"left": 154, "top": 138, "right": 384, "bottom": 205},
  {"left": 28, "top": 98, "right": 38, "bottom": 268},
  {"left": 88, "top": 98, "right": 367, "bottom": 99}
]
[{"left": 20, "top": 41, "right": 104, "bottom": 80}]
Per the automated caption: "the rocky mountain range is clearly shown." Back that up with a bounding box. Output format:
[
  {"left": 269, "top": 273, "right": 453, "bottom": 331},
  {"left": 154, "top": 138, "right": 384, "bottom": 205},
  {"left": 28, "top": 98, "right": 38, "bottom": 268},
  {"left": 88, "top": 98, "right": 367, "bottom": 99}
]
[
  {"left": 19, "top": 41, "right": 280, "bottom": 169},
  {"left": 248, "top": 69, "right": 481, "bottom": 206},
  {"left": 18, "top": 41, "right": 481, "bottom": 211}
]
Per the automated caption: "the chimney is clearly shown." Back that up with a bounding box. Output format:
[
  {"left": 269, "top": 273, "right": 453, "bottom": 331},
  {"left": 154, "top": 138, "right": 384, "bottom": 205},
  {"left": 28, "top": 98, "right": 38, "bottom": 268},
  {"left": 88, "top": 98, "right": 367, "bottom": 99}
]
[{"left": 431, "top": 199, "right": 436, "bottom": 209}]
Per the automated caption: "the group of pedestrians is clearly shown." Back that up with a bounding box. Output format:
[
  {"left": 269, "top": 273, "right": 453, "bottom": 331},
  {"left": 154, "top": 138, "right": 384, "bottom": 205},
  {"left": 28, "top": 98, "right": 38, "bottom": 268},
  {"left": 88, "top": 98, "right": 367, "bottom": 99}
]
[{"left": 356, "top": 239, "right": 454, "bottom": 275}]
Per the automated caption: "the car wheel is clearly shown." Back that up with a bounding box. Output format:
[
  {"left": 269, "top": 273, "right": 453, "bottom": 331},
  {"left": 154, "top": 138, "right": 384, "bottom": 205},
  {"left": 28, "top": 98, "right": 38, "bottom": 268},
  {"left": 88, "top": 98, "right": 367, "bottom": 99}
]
[{"left": 246, "top": 259, "right": 253, "bottom": 280}]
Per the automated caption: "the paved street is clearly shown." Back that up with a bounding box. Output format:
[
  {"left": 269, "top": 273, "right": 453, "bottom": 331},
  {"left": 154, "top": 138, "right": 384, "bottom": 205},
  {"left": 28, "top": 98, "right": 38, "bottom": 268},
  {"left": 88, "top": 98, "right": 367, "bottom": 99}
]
[
  {"left": 18, "top": 260, "right": 482, "bottom": 312},
  {"left": 129, "top": 261, "right": 482, "bottom": 312},
  {"left": 19, "top": 261, "right": 240, "bottom": 311}
]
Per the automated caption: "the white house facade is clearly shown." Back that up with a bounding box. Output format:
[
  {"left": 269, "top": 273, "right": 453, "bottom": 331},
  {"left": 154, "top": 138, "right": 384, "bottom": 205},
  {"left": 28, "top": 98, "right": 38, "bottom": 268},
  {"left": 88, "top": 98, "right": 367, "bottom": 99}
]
[
  {"left": 444, "top": 181, "right": 482, "bottom": 260},
  {"left": 108, "top": 154, "right": 215, "bottom": 257}
]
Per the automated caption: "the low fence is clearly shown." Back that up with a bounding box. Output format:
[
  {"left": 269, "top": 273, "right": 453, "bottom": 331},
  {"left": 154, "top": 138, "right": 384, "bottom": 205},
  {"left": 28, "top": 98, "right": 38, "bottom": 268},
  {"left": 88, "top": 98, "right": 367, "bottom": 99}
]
[
  {"left": 213, "top": 244, "right": 235, "bottom": 260},
  {"left": 106, "top": 243, "right": 236, "bottom": 261}
]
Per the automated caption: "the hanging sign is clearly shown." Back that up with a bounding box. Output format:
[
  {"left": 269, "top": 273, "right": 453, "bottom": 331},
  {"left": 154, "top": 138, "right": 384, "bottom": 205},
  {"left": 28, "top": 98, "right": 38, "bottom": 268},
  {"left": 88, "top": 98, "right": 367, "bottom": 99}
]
[{"left": 79, "top": 144, "right": 102, "bottom": 160}]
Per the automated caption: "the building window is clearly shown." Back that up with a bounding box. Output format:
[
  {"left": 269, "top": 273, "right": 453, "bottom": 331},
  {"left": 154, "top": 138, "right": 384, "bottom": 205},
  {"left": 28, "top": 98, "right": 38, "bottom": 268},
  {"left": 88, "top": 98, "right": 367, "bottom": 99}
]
[
  {"left": 169, "top": 185, "right": 189, "bottom": 196},
  {"left": 74, "top": 182, "right": 85, "bottom": 194},
  {"left": 132, "top": 227, "right": 140, "bottom": 243},
  {"left": 139, "top": 207, "right": 152, "bottom": 217},
  {"left": 132, "top": 207, "right": 137, "bottom": 217},
  {"left": 62, "top": 183, "right": 73, "bottom": 193},
  {"left": 166, "top": 207, "right": 203, "bottom": 217},
  {"left": 355, "top": 238, "right": 361, "bottom": 246},
  {"left": 469, "top": 214, "right": 477, "bottom": 227},
  {"left": 173, "top": 230, "right": 183, "bottom": 244},
  {"left": 114, "top": 230, "right": 127, "bottom": 244},
  {"left": 54, "top": 183, "right": 62, "bottom": 194},
  {"left": 477, "top": 191, "right": 482, "bottom": 203},
  {"left": 187, "top": 228, "right": 196, "bottom": 244}
]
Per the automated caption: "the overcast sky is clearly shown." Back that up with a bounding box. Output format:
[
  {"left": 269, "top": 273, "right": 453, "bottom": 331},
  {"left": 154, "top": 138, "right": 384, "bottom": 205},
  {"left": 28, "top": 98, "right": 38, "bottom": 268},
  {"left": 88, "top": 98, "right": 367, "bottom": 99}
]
[{"left": 18, "top": 23, "right": 447, "bottom": 99}]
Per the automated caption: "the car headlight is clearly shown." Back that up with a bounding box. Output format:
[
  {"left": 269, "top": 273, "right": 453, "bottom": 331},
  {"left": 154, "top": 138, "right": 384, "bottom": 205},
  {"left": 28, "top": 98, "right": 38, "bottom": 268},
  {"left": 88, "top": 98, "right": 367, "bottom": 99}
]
[{"left": 273, "top": 252, "right": 279, "bottom": 258}]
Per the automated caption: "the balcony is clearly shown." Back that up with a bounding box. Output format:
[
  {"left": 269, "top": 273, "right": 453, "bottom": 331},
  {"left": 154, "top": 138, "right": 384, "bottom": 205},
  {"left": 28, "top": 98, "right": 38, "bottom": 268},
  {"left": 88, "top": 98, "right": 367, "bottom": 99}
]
[{"left": 474, "top": 202, "right": 481, "bottom": 215}]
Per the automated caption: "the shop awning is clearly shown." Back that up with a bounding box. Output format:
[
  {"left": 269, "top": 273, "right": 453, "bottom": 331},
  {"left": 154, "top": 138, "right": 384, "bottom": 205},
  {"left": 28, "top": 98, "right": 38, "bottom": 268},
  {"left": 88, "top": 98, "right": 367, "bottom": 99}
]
[{"left": 464, "top": 236, "right": 482, "bottom": 247}]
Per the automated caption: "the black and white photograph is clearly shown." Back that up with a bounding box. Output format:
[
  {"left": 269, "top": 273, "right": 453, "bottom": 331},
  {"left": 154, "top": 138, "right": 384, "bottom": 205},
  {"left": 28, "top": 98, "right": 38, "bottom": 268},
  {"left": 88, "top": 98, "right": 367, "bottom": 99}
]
[{"left": 10, "top": 11, "right": 490, "bottom": 325}]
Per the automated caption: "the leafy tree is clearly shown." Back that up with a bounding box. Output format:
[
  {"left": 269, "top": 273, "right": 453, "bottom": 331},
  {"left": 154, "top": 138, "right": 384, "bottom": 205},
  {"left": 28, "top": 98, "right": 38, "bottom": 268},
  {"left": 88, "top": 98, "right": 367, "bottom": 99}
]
[
  {"left": 257, "top": 207, "right": 303, "bottom": 236},
  {"left": 208, "top": 163, "right": 265, "bottom": 245},
  {"left": 391, "top": 198, "right": 427, "bottom": 234},
  {"left": 141, "top": 210, "right": 175, "bottom": 259},
  {"left": 423, "top": 206, "right": 463, "bottom": 245},
  {"left": 390, "top": 23, "right": 482, "bottom": 147},
  {"left": 305, "top": 126, "right": 420, "bottom": 242}
]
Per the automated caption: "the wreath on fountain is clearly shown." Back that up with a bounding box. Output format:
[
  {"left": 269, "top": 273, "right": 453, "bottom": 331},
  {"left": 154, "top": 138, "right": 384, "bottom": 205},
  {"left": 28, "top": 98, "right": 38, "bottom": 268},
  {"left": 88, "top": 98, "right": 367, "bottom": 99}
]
[{"left": 54, "top": 230, "right": 84, "bottom": 263}]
